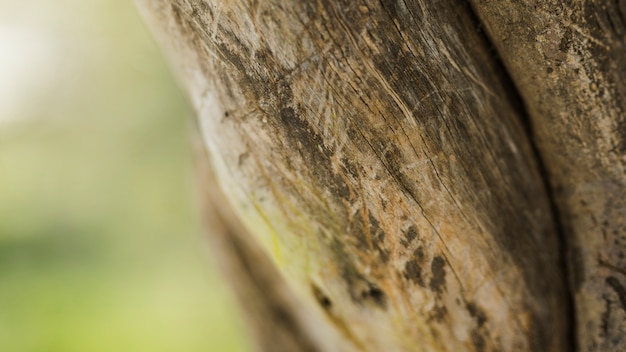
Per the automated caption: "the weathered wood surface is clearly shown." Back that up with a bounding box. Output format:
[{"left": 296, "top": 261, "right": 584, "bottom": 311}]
[
  {"left": 468, "top": 2, "right": 626, "bottom": 350},
  {"left": 193, "top": 134, "right": 353, "bottom": 351},
  {"left": 138, "top": 0, "right": 570, "bottom": 351}
]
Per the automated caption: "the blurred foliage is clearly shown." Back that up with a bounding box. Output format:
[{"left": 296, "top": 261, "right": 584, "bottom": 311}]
[{"left": 0, "top": 0, "right": 247, "bottom": 351}]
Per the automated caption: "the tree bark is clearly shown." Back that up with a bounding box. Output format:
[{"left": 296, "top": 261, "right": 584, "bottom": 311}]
[
  {"left": 137, "top": 0, "right": 624, "bottom": 351},
  {"left": 467, "top": 2, "right": 626, "bottom": 351}
]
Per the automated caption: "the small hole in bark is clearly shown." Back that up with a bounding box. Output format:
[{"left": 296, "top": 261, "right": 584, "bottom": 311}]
[
  {"left": 363, "top": 285, "right": 386, "bottom": 308},
  {"left": 311, "top": 284, "right": 332, "bottom": 309}
]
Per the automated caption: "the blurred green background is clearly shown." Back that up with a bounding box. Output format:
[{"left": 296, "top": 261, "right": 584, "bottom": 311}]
[{"left": 0, "top": 0, "right": 248, "bottom": 351}]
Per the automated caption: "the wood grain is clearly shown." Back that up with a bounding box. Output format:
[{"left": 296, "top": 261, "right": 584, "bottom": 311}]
[{"left": 138, "top": 0, "right": 570, "bottom": 350}]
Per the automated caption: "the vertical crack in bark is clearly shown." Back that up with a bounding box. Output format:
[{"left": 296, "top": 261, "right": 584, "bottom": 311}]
[{"left": 461, "top": 1, "right": 577, "bottom": 351}]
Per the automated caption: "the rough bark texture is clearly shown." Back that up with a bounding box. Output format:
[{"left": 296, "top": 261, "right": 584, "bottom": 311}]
[
  {"left": 468, "top": 2, "right": 626, "bottom": 351},
  {"left": 135, "top": 0, "right": 585, "bottom": 351}
]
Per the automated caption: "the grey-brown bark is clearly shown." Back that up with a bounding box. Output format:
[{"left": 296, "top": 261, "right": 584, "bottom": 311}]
[
  {"left": 468, "top": 2, "right": 626, "bottom": 351},
  {"left": 138, "top": 0, "right": 624, "bottom": 351}
]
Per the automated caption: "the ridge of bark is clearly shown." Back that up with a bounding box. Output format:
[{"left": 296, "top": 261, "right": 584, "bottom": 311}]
[{"left": 462, "top": 1, "right": 577, "bottom": 350}]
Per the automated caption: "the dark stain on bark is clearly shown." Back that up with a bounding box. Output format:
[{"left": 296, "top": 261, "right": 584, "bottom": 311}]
[
  {"left": 405, "top": 225, "right": 418, "bottom": 244},
  {"left": 429, "top": 256, "right": 447, "bottom": 296},
  {"left": 404, "top": 259, "right": 426, "bottom": 287},
  {"left": 368, "top": 211, "right": 383, "bottom": 241},
  {"left": 471, "top": 330, "right": 486, "bottom": 352},
  {"left": 607, "top": 276, "right": 626, "bottom": 313},
  {"left": 348, "top": 279, "right": 388, "bottom": 309},
  {"left": 368, "top": 211, "right": 390, "bottom": 263},
  {"left": 276, "top": 99, "right": 352, "bottom": 204},
  {"left": 414, "top": 246, "right": 425, "bottom": 261},
  {"left": 466, "top": 301, "right": 489, "bottom": 351},
  {"left": 428, "top": 304, "right": 448, "bottom": 323},
  {"left": 558, "top": 27, "right": 573, "bottom": 54},
  {"left": 329, "top": 238, "right": 387, "bottom": 309},
  {"left": 403, "top": 242, "right": 428, "bottom": 287},
  {"left": 362, "top": 284, "right": 387, "bottom": 308},
  {"left": 466, "top": 301, "right": 487, "bottom": 328},
  {"left": 312, "top": 283, "right": 333, "bottom": 310}
]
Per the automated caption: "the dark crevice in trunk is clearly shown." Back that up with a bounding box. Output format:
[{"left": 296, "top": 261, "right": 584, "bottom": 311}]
[{"left": 460, "top": 1, "right": 577, "bottom": 351}]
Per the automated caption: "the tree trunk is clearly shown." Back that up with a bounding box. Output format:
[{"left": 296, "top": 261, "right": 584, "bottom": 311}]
[{"left": 137, "top": 1, "right": 625, "bottom": 351}]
